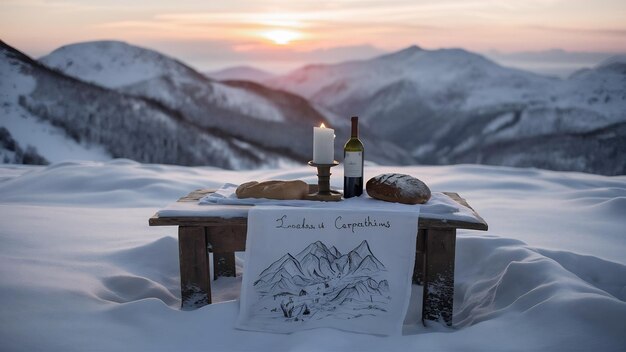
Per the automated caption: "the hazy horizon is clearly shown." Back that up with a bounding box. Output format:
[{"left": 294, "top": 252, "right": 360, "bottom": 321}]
[{"left": 4, "top": 36, "right": 622, "bottom": 79}]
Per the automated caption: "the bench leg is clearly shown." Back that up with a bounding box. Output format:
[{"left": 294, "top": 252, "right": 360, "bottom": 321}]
[
  {"left": 422, "top": 228, "right": 456, "bottom": 326},
  {"left": 206, "top": 226, "right": 241, "bottom": 280},
  {"left": 178, "top": 226, "right": 211, "bottom": 309},
  {"left": 413, "top": 229, "right": 427, "bottom": 285},
  {"left": 213, "top": 252, "right": 236, "bottom": 279}
]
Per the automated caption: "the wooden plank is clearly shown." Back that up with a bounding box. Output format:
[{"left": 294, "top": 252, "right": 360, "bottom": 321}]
[
  {"left": 413, "top": 229, "right": 427, "bottom": 285},
  {"left": 178, "top": 189, "right": 215, "bottom": 202},
  {"left": 418, "top": 217, "right": 487, "bottom": 231},
  {"left": 178, "top": 226, "right": 211, "bottom": 309},
  {"left": 213, "top": 252, "right": 236, "bottom": 279},
  {"left": 206, "top": 225, "right": 242, "bottom": 279},
  {"left": 422, "top": 228, "right": 456, "bottom": 326},
  {"left": 150, "top": 215, "right": 248, "bottom": 227},
  {"left": 443, "top": 192, "right": 488, "bottom": 231}
]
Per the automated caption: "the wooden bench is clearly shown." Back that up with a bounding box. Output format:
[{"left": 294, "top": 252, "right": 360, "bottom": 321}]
[{"left": 149, "top": 190, "right": 488, "bottom": 326}]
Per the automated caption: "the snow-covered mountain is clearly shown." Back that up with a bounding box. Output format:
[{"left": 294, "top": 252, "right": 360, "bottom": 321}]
[
  {"left": 206, "top": 66, "right": 276, "bottom": 83},
  {"left": 268, "top": 45, "right": 551, "bottom": 115},
  {"left": 268, "top": 46, "right": 626, "bottom": 175},
  {"left": 0, "top": 42, "right": 110, "bottom": 164},
  {"left": 4, "top": 39, "right": 623, "bottom": 173},
  {"left": 39, "top": 41, "right": 203, "bottom": 89},
  {"left": 0, "top": 40, "right": 298, "bottom": 169},
  {"left": 40, "top": 41, "right": 413, "bottom": 166}
]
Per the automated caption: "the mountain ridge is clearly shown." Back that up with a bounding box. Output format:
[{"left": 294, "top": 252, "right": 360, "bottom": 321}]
[
  {"left": 40, "top": 40, "right": 207, "bottom": 88},
  {"left": 0, "top": 40, "right": 300, "bottom": 168},
  {"left": 267, "top": 45, "right": 626, "bottom": 175},
  {"left": 39, "top": 40, "right": 414, "bottom": 166},
  {"left": 3, "top": 39, "right": 624, "bottom": 174}
]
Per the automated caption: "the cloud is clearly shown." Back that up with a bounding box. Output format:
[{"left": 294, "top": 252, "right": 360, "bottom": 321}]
[
  {"left": 528, "top": 25, "right": 626, "bottom": 37},
  {"left": 4, "top": 0, "right": 626, "bottom": 65},
  {"left": 483, "top": 48, "right": 625, "bottom": 77}
]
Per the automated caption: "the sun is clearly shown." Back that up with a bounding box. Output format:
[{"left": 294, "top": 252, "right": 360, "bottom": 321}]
[{"left": 263, "top": 29, "right": 300, "bottom": 45}]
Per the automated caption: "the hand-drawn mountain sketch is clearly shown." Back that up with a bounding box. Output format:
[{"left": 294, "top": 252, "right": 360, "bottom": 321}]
[{"left": 252, "top": 240, "right": 391, "bottom": 322}]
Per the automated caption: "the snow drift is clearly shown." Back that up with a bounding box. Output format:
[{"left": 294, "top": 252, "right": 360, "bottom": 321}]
[{"left": 0, "top": 161, "right": 624, "bottom": 351}]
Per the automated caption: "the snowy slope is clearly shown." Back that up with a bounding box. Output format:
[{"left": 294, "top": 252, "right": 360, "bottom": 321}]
[
  {"left": 268, "top": 45, "right": 625, "bottom": 122},
  {"left": 0, "top": 42, "right": 110, "bottom": 164},
  {"left": 41, "top": 40, "right": 414, "bottom": 165},
  {"left": 19, "top": 40, "right": 626, "bottom": 174},
  {"left": 0, "top": 161, "right": 625, "bottom": 350},
  {"left": 1, "top": 40, "right": 297, "bottom": 169},
  {"left": 206, "top": 65, "right": 276, "bottom": 83},
  {"left": 39, "top": 40, "right": 203, "bottom": 89},
  {"left": 121, "top": 75, "right": 286, "bottom": 123},
  {"left": 40, "top": 41, "right": 289, "bottom": 122},
  {"left": 39, "top": 40, "right": 300, "bottom": 126},
  {"left": 268, "top": 46, "right": 553, "bottom": 115},
  {"left": 268, "top": 46, "right": 626, "bottom": 175}
]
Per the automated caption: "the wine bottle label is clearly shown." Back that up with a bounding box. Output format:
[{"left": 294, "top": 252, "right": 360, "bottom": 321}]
[{"left": 344, "top": 151, "right": 363, "bottom": 177}]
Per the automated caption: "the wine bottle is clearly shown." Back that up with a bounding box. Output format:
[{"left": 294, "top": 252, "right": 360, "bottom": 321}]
[{"left": 343, "top": 116, "right": 364, "bottom": 198}]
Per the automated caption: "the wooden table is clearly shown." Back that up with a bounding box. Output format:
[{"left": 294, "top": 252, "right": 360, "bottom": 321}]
[{"left": 149, "top": 190, "right": 488, "bottom": 326}]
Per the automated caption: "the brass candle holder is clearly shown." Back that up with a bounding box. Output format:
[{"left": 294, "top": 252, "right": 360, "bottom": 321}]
[{"left": 304, "top": 160, "right": 342, "bottom": 201}]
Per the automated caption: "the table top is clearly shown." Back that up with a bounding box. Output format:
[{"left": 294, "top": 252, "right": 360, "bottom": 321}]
[{"left": 150, "top": 189, "right": 488, "bottom": 231}]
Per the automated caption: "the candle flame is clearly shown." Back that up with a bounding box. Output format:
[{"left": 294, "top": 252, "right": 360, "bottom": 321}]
[{"left": 320, "top": 123, "right": 326, "bottom": 128}]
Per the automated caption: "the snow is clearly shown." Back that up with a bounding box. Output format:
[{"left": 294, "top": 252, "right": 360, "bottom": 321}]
[
  {"left": 120, "top": 74, "right": 287, "bottom": 123},
  {"left": 268, "top": 46, "right": 553, "bottom": 113},
  {"left": 1, "top": 114, "right": 111, "bottom": 163},
  {"left": 41, "top": 41, "right": 289, "bottom": 124},
  {"left": 597, "top": 55, "right": 626, "bottom": 67},
  {"left": 0, "top": 48, "right": 111, "bottom": 163},
  {"left": 1, "top": 160, "right": 625, "bottom": 351},
  {"left": 39, "top": 41, "right": 197, "bottom": 89},
  {"left": 489, "top": 107, "right": 612, "bottom": 142},
  {"left": 211, "top": 83, "right": 286, "bottom": 122},
  {"left": 269, "top": 46, "right": 626, "bottom": 130},
  {"left": 482, "top": 112, "right": 517, "bottom": 134}
]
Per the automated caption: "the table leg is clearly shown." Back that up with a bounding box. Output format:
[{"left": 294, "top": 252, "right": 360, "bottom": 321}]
[
  {"left": 206, "top": 225, "right": 243, "bottom": 280},
  {"left": 413, "top": 229, "right": 427, "bottom": 285},
  {"left": 422, "top": 228, "right": 456, "bottom": 326},
  {"left": 178, "top": 226, "right": 211, "bottom": 309},
  {"left": 213, "top": 252, "right": 236, "bottom": 279}
]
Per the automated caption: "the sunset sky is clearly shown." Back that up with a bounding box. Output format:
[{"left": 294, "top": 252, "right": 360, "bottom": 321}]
[{"left": 1, "top": 0, "right": 625, "bottom": 73}]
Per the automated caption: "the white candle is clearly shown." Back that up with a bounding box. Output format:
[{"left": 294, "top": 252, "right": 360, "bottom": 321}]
[{"left": 313, "top": 123, "right": 335, "bottom": 164}]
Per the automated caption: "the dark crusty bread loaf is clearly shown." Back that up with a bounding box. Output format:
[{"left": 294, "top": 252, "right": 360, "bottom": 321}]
[{"left": 366, "top": 173, "right": 431, "bottom": 204}]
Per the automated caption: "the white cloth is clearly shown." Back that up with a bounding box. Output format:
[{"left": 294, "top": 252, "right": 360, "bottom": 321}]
[
  {"left": 189, "top": 183, "right": 478, "bottom": 223},
  {"left": 199, "top": 183, "right": 315, "bottom": 206},
  {"left": 235, "top": 205, "right": 419, "bottom": 335}
]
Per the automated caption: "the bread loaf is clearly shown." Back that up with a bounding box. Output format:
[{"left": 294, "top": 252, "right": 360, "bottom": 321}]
[
  {"left": 366, "top": 173, "right": 431, "bottom": 204},
  {"left": 236, "top": 180, "right": 309, "bottom": 200}
]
